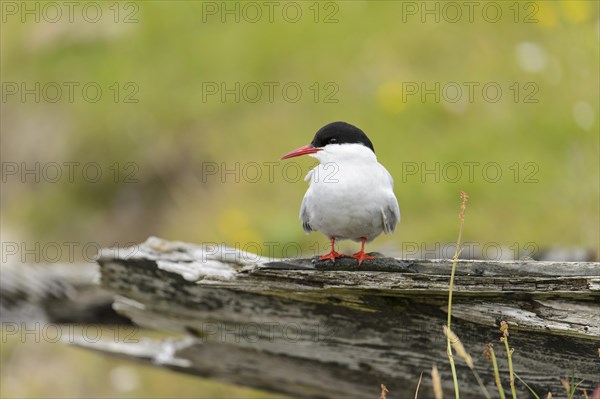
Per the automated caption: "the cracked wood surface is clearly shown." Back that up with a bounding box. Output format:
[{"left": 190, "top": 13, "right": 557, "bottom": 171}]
[{"left": 80, "top": 237, "right": 599, "bottom": 398}]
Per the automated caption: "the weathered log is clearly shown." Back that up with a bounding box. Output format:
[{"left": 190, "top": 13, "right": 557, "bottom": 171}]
[
  {"left": 77, "top": 237, "right": 599, "bottom": 398},
  {"left": 0, "top": 263, "right": 128, "bottom": 324}
]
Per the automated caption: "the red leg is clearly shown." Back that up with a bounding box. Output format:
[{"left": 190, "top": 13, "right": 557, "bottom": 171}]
[
  {"left": 320, "top": 237, "right": 344, "bottom": 262},
  {"left": 351, "top": 237, "right": 374, "bottom": 265}
]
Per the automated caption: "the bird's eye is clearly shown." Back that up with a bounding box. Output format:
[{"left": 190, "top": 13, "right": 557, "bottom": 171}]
[{"left": 329, "top": 138, "right": 337, "bottom": 144}]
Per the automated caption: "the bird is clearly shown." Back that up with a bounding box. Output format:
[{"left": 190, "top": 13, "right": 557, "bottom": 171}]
[{"left": 281, "top": 121, "right": 400, "bottom": 264}]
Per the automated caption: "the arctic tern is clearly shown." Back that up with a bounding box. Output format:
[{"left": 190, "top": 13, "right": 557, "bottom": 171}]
[{"left": 281, "top": 121, "right": 400, "bottom": 264}]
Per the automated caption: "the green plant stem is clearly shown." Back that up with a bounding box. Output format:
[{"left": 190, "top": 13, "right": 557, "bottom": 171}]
[
  {"left": 514, "top": 372, "right": 541, "bottom": 399},
  {"left": 447, "top": 341, "right": 460, "bottom": 399},
  {"left": 470, "top": 368, "right": 491, "bottom": 399},
  {"left": 502, "top": 336, "right": 517, "bottom": 399},
  {"left": 489, "top": 347, "right": 506, "bottom": 399},
  {"left": 447, "top": 222, "right": 463, "bottom": 329},
  {"left": 446, "top": 196, "right": 466, "bottom": 399}
]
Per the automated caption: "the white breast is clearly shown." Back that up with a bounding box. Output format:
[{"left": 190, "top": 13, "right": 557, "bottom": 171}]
[{"left": 300, "top": 144, "right": 400, "bottom": 242}]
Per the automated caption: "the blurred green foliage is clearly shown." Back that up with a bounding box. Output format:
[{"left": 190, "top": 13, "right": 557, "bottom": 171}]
[
  {"left": 1, "top": 1, "right": 599, "bottom": 398},
  {"left": 0, "top": 330, "right": 289, "bottom": 398},
  {"left": 1, "top": 1, "right": 598, "bottom": 256}
]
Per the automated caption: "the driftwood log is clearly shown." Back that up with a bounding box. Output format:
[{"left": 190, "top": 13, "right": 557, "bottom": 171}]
[
  {"left": 74, "top": 237, "right": 598, "bottom": 398},
  {"left": 0, "top": 263, "right": 127, "bottom": 324}
]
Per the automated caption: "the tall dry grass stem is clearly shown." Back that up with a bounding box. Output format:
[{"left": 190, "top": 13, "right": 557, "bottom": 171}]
[
  {"left": 484, "top": 344, "right": 506, "bottom": 399},
  {"left": 414, "top": 371, "right": 423, "bottom": 399},
  {"left": 499, "top": 321, "right": 517, "bottom": 399},
  {"left": 446, "top": 191, "right": 469, "bottom": 399},
  {"left": 444, "top": 326, "right": 490, "bottom": 399}
]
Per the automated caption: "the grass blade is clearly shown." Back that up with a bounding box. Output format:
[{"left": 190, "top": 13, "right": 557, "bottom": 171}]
[
  {"left": 514, "top": 372, "right": 541, "bottom": 399},
  {"left": 414, "top": 371, "right": 423, "bottom": 399}
]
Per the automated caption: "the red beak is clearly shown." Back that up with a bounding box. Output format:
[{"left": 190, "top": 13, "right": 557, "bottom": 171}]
[{"left": 280, "top": 144, "right": 320, "bottom": 160}]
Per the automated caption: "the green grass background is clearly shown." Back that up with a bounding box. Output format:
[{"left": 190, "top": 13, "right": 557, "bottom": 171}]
[{"left": 1, "top": 1, "right": 598, "bottom": 397}]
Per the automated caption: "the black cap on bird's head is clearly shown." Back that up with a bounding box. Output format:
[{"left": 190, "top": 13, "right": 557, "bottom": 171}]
[
  {"left": 281, "top": 121, "right": 374, "bottom": 159},
  {"left": 310, "top": 121, "right": 374, "bottom": 153}
]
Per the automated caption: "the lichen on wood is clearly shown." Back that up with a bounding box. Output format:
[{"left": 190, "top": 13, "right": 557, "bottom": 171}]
[{"left": 75, "top": 237, "right": 600, "bottom": 399}]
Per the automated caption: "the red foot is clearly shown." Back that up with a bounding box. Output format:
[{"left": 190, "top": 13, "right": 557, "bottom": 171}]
[
  {"left": 351, "top": 237, "right": 374, "bottom": 265},
  {"left": 351, "top": 251, "right": 374, "bottom": 265},
  {"left": 320, "top": 250, "right": 344, "bottom": 262},
  {"left": 319, "top": 237, "right": 345, "bottom": 263}
]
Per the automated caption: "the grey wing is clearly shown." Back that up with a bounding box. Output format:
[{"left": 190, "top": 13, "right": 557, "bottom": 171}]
[
  {"left": 381, "top": 196, "right": 400, "bottom": 234},
  {"left": 300, "top": 194, "right": 313, "bottom": 234},
  {"left": 380, "top": 165, "right": 400, "bottom": 234}
]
